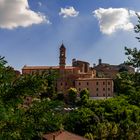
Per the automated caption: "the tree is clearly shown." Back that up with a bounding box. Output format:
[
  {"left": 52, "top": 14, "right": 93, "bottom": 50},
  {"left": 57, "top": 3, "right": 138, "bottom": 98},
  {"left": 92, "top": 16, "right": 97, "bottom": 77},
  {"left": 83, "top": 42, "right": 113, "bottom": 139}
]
[
  {"left": 39, "top": 69, "right": 58, "bottom": 99},
  {"left": 79, "top": 89, "right": 90, "bottom": 105},
  {"left": 67, "top": 88, "right": 78, "bottom": 105},
  {"left": 125, "top": 47, "right": 140, "bottom": 72},
  {"left": 125, "top": 14, "right": 140, "bottom": 72},
  {"left": 80, "top": 88, "right": 89, "bottom": 99},
  {"left": 114, "top": 72, "right": 135, "bottom": 95},
  {"left": 0, "top": 56, "right": 65, "bottom": 139},
  {"left": 64, "top": 107, "right": 99, "bottom": 136}
]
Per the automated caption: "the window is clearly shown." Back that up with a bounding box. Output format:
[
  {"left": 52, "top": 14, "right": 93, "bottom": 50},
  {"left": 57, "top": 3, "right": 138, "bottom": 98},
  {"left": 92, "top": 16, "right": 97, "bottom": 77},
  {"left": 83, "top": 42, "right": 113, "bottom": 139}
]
[
  {"left": 73, "top": 82, "right": 75, "bottom": 86},
  {"left": 96, "top": 93, "right": 98, "bottom": 96},
  {"left": 108, "top": 82, "right": 110, "bottom": 85},
  {"left": 96, "top": 82, "right": 98, "bottom": 85},
  {"left": 61, "top": 83, "right": 63, "bottom": 86},
  {"left": 103, "top": 94, "right": 105, "bottom": 96},
  {"left": 108, "top": 94, "right": 110, "bottom": 96},
  {"left": 108, "top": 88, "right": 110, "bottom": 91},
  {"left": 87, "top": 82, "right": 89, "bottom": 85},
  {"left": 79, "top": 88, "right": 81, "bottom": 91},
  {"left": 103, "top": 88, "right": 105, "bottom": 91},
  {"left": 79, "top": 82, "right": 81, "bottom": 85},
  {"left": 96, "top": 88, "right": 98, "bottom": 91},
  {"left": 87, "top": 88, "right": 89, "bottom": 91},
  {"left": 103, "top": 82, "right": 105, "bottom": 85}
]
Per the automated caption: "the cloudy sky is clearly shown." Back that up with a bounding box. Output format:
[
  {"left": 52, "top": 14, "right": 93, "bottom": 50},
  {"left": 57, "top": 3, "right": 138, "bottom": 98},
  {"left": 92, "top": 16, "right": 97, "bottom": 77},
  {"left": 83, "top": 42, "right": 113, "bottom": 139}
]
[{"left": 0, "top": 0, "right": 140, "bottom": 70}]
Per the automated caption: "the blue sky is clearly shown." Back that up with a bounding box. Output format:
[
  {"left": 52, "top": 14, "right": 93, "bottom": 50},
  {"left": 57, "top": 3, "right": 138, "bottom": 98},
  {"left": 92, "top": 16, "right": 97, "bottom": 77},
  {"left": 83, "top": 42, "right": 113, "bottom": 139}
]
[{"left": 0, "top": 0, "right": 140, "bottom": 70}]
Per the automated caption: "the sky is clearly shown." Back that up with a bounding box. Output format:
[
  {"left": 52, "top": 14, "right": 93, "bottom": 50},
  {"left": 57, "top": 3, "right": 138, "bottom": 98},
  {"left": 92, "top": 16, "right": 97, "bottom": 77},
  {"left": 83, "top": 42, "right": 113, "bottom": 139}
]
[{"left": 0, "top": 0, "right": 140, "bottom": 71}]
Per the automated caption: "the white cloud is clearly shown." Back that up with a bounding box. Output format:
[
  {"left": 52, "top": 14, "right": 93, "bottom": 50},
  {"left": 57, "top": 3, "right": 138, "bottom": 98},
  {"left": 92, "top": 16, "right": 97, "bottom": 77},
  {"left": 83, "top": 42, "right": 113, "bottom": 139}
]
[
  {"left": 59, "top": 6, "right": 79, "bottom": 18},
  {"left": 0, "top": 0, "right": 48, "bottom": 29},
  {"left": 93, "top": 8, "right": 137, "bottom": 35}
]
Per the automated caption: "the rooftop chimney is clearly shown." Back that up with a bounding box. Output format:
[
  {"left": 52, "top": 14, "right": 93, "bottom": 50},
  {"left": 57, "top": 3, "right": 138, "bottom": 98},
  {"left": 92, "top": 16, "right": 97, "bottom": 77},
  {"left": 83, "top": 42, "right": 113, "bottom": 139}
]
[
  {"left": 72, "top": 58, "right": 76, "bottom": 66},
  {"left": 99, "top": 59, "right": 102, "bottom": 65}
]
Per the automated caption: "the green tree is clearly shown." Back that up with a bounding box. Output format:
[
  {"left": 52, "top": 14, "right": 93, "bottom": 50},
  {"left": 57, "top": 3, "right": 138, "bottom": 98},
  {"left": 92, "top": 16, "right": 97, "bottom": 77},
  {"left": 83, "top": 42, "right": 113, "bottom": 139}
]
[
  {"left": 114, "top": 72, "right": 135, "bottom": 95},
  {"left": 125, "top": 14, "right": 140, "bottom": 72},
  {"left": 79, "top": 88, "right": 90, "bottom": 105},
  {"left": 64, "top": 107, "right": 99, "bottom": 136},
  {"left": 80, "top": 88, "right": 89, "bottom": 99},
  {"left": 125, "top": 47, "right": 140, "bottom": 72},
  {"left": 67, "top": 88, "right": 78, "bottom": 105}
]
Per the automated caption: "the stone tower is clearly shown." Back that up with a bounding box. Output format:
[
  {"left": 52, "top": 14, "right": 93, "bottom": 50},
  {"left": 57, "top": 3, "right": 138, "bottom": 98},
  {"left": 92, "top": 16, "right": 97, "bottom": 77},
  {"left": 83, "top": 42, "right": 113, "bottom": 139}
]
[{"left": 59, "top": 43, "right": 66, "bottom": 68}]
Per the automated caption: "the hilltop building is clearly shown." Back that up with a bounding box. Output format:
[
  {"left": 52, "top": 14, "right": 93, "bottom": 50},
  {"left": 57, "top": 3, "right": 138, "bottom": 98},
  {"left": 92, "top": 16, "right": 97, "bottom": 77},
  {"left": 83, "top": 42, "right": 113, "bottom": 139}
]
[
  {"left": 22, "top": 44, "right": 114, "bottom": 98},
  {"left": 94, "top": 59, "right": 134, "bottom": 78}
]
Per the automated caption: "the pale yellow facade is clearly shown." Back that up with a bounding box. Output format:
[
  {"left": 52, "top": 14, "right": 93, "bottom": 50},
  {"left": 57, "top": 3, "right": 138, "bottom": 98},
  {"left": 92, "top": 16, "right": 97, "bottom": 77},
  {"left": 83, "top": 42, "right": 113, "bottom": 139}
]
[{"left": 75, "top": 78, "right": 114, "bottom": 98}]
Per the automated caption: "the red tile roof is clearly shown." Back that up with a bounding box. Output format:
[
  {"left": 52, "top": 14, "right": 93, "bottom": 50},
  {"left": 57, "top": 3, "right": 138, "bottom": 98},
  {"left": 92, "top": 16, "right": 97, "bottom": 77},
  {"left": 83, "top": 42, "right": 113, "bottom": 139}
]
[
  {"left": 22, "top": 66, "right": 80, "bottom": 70},
  {"left": 22, "top": 66, "right": 59, "bottom": 70},
  {"left": 42, "top": 130, "right": 89, "bottom": 140}
]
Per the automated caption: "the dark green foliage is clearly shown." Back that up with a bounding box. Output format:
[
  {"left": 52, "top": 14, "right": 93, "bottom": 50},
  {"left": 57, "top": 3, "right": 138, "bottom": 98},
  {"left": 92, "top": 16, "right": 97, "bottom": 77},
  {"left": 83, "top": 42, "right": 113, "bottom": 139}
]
[
  {"left": 80, "top": 88, "right": 89, "bottom": 99},
  {"left": 0, "top": 56, "right": 63, "bottom": 139},
  {"left": 64, "top": 107, "right": 100, "bottom": 135},
  {"left": 114, "top": 66, "right": 140, "bottom": 96},
  {"left": 67, "top": 88, "right": 78, "bottom": 105},
  {"left": 79, "top": 88, "right": 90, "bottom": 106},
  {"left": 56, "top": 92, "right": 64, "bottom": 101},
  {"left": 125, "top": 47, "right": 140, "bottom": 72}
]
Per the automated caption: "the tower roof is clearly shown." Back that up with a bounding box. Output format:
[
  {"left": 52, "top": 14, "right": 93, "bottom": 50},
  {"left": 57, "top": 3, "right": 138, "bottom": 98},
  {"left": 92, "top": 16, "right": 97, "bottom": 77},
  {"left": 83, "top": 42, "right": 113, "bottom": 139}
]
[{"left": 60, "top": 43, "right": 65, "bottom": 49}]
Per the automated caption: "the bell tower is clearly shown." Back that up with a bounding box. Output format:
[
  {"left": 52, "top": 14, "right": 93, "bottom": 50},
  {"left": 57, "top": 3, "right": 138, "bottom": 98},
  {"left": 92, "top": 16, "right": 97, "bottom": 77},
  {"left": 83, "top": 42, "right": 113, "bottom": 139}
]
[{"left": 59, "top": 43, "right": 66, "bottom": 68}]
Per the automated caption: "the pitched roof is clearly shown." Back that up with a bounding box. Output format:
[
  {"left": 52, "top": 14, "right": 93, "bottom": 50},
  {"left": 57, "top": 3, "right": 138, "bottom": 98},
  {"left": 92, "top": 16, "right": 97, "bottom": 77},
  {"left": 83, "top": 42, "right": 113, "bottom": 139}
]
[
  {"left": 42, "top": 130, "right": 89, "bottom": 140},
  {"left": 74, "top": 60, "right": 90, "bottom": 65},
  {"left": 60, "top": 43, "right": 65, "bottom": 49},
  {"left": 22, "top": 66, "right": 60, "bottom": 70},
  {"left": 22, "top": 65, "right": 80, "bottom": 70}
]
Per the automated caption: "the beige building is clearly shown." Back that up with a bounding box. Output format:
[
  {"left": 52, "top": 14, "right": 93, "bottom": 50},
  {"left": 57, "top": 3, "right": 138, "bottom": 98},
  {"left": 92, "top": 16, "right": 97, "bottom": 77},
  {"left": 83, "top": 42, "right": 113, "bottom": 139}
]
[
  {"left": 22, "top": 44, "right": 114, "bottom": 98},
  {"left": 75, "top": 78, "right": 113, "bottom": 98}
]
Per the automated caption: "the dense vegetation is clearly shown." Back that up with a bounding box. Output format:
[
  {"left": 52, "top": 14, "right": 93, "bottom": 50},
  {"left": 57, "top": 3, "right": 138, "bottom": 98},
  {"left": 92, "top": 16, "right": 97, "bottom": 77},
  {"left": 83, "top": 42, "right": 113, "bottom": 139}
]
[{"left": 0, "top": 16, "right": 140, "bottom": 140}]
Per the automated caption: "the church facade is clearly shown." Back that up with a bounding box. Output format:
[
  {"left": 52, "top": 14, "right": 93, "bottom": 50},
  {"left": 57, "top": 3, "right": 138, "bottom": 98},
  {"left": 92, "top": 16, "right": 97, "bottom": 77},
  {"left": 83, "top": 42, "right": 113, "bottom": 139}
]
[{"left": 22, "top": 44, "right": 114, "bottom": 98}]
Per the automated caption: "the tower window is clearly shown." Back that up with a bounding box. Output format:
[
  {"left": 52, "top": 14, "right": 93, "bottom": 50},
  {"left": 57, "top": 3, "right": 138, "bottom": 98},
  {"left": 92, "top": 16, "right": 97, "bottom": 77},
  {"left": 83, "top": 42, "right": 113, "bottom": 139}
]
[
  {"left": 108, "top": 88, "right": 110, "bottom": 91},
  {"left": 96, "top": 88, "right": 98, "bottom": 91},
  {"left": 87, "top": 82, "right": 89, "bottom": 85},
  {"left": 103, "top": 88, "right": 105, "bottom": 91},
  {"left": 108, "top": 82, "right": 110, "bottom": 85},
  {"left": 103, "top": 82, "right": 105, "bottom": 85},
  {"left": 96, "top": 82, "right": 99, "bottom": 85}
]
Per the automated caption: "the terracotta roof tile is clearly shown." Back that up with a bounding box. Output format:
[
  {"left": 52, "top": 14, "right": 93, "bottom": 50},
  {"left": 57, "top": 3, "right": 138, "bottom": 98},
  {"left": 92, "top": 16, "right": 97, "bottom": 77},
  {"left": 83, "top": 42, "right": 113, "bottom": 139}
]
[
  {"left": 43, "top": 131, "right": 89, "bottom": 140},
  {"left": 22, "top": 66, "right": 59, "bottom": 70},
  {"left": 22, "top": 66, "right": 80, "bottom": 70}
]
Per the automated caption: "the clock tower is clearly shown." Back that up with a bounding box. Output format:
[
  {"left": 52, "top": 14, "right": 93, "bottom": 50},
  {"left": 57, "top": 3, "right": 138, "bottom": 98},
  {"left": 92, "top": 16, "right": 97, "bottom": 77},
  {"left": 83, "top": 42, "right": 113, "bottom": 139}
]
[{"left": 59, "top": 43, "right": 66, "bottom": 68}]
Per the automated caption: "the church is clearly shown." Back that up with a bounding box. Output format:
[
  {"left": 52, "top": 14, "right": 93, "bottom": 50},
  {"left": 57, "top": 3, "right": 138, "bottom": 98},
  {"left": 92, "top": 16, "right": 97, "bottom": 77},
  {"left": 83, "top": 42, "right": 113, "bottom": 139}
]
[{"left": 22, "top": 44, "right": 114, "bottom": 99}]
